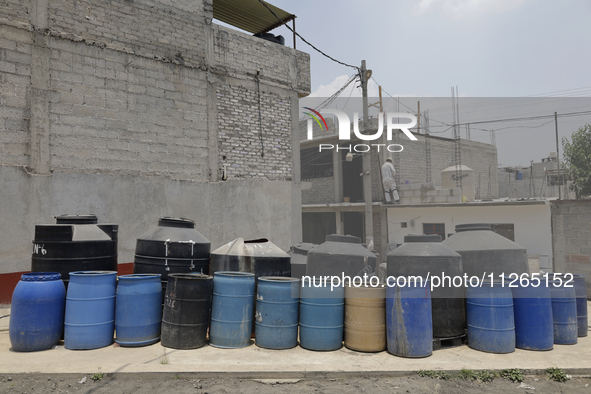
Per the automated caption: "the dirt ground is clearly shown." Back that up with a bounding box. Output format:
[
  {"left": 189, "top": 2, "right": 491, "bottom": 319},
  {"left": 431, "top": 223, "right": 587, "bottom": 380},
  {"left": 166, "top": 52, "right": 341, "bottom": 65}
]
[{"left": 0, "top": 373, "right": 589, "bottom": 394}]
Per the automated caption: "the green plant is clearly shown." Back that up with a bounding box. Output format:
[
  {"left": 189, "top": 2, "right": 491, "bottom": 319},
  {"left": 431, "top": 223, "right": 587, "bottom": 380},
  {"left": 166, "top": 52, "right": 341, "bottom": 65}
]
[
  {"left": 417, "top": 370, "right": 450, "bottom": 380},
  {"left": 500, "top": 368, "right": 523, "bottom": 383},
  {"left": 562, "top": 124, "right": 591, "bottom": 198},
  {"left": 91, "top": 372, "right": 104, "bottom": 381},
  {"left": 458, "top": 369, "right": 478, "bottom": 381},
  {"left": 160, "top": 356, "right": 169, "bottom": 365},
  {"left": 546, "top": 367, "right": 568, "bottom": 382},
  {"left": 477, "top": 370, "right": 496, "bottom": 383},
  {"left": 457, "top": 369, "right": 496, "bottom": 383},
  {"left": 175, "top": 374, "right": 180, "bottom": 380}
]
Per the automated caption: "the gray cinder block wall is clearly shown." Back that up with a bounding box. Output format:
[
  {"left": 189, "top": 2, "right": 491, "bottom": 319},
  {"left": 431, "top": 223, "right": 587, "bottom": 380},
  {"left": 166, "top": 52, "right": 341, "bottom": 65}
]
[
  {"left": 551, "top": 199, "right": 591, "bottom": 295},
  {"left": 0, "top": 0, "right": 310, "bottom": 275}
]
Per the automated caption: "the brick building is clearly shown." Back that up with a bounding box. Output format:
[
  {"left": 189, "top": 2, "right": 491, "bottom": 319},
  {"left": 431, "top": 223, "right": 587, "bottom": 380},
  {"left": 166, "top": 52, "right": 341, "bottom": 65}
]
[{"left": 0, "top": 0, "right": 310, "bottom": 302}]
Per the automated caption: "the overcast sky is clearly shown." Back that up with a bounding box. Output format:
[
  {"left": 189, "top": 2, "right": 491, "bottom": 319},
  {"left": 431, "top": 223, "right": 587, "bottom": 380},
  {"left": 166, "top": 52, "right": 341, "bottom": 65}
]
[{"left": 219, "top": 0, "right": 591, "bottom": 166}]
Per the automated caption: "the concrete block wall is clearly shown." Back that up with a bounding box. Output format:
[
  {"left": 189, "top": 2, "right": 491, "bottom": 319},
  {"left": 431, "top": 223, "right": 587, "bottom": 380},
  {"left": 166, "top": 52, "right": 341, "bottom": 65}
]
[
  {"left": 47, "top": 38, "right": 209, "bottom": 180},
  {"left": 301, "top": 176, "right": 335, "bottom": 204},
  {"left": 47, "top": 0, "right": 207, "bottom": 65},
  {"left": 0, "top": 25, "right": 30, "bottom": 167},
  {"left": 397, "top": 183, "right": 462, "bottom": 204},
  {"left": 551, "top": 199, "right": 591, "bottom": 295}
]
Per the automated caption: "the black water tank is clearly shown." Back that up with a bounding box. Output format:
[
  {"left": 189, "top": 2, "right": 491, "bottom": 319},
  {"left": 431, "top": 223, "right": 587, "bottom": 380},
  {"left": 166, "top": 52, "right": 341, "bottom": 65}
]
[
  {"left": 443, "top": 223, "right": 530, "bottom": 278},
  {"left": 31, "top": 215, "right": 118, "bottom": 287},
  {"left": 209, "top": 238, "right": 290, "bottom": 281},
  {"left": 306, "top": 234, "right": 377, "bottom": 278},
  {"left": 387, "top": 234, "right": 465, "bottom": 338},
  {"left": 133, "top": 217, "right": 211, "bottom": 294},
  {"left": 288, "top": 243, "right": 315, "bottom": 279}
]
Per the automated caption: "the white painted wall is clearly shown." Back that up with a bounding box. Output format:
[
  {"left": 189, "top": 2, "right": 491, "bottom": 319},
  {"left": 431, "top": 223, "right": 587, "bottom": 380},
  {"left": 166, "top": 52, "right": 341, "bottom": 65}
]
[{"left": 386, "top": 202, "right": 552, "bottom": 265}]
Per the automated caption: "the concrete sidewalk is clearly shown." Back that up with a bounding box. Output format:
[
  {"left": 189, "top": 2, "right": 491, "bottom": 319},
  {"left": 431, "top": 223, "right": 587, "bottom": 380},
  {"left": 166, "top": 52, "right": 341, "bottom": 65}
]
[{"left": 1, "top": 329, "right": 591, "bottom": 377}]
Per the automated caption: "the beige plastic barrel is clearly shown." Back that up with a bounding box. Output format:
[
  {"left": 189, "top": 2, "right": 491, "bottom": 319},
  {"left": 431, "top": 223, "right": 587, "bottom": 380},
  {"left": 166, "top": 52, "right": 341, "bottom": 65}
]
[{"left": 344, "top": 284, "right": 386, "bottom": 352}]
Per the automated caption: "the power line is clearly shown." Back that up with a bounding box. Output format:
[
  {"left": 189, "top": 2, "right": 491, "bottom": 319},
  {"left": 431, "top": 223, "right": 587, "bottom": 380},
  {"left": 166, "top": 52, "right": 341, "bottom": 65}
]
[{"left": 257, "top": 0, "right": 359, "bottom": 70}]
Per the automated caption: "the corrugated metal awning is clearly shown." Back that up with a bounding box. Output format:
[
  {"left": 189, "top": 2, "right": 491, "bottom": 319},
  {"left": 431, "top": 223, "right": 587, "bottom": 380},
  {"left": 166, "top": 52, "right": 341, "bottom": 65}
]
[{"left": 213, "top": 0, "right": 295, "bottom": 34}]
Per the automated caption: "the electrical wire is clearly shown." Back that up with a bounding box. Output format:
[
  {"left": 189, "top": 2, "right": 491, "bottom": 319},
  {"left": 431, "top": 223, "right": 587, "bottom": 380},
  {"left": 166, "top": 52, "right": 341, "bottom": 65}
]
[{"left": 257, "top": 0, "right": 359, "bottom": 70}]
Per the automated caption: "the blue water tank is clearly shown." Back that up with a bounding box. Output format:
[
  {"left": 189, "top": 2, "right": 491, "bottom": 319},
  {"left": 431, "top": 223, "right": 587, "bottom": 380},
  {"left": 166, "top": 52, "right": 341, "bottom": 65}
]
[
  {"left": 64, "top": 271, "right": 117, "bottom": 350},
  {"left": 299, "top": 278, "right": 344, "bottom": 351},
  {"left": 572, "top": 275, "right": 588, "bottom": 337},
  {"left": 255, "top": 277, "right": 300, "bottom": 350},
  {"left": 386, "top": 278, "right": 432, "bottom": 357},
  {"left": 511, "top": 279, "right": 553, "bottom": 351},
  {"left": 9, "top": 272, "right": 65, "bottom": 352},
  {"left": 209, "top": 271, "right": 255, "bottom": 348},
  {"left": 115, "top": 274, "right": 162, "bottom": 346},
  {"left": 550, "top": 279, "right": 577, "bottom": 344},
  {"left": 467, "top": 281, "right": 515, "bottom": 353}
]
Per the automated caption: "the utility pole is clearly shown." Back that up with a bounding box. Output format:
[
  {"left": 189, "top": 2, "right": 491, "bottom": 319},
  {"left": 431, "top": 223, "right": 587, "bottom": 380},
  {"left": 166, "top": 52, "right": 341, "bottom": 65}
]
[
  {"left": 417, "top": 101, "right": 421, "bottom": 134},
  {"left": 360, "top": 60, "right": 374, "bottom": 249},
  {"left": 554, "top": 112, "right": 561, "bottom": 200}
]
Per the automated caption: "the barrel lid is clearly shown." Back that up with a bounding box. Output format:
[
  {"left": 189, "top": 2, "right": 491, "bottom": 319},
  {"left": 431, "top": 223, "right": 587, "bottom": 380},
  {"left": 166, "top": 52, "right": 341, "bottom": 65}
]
[
  {"left": 158, "top": 217, "right": 195, "bottom": 229},
  {"left": 118, "top": 273, "right": 162, "bottom": 280},
  {"left": 455, "top": 223, "right": 492, "bottom": 232},
  {"left": 325, "top": 234, "right": 361, "bottom": 244},
  {"left": 168, "top": 273, "right": 213, "bottom": 280},
  {"left": 56, "top": 215, "right": 98, "bottom": 224},
  {"left": 290, "top": 243, "right": 316, "bottom": 255},
  {"left": 21, "top": 272, "right": 62, "bottom": 281},
  {"left": 211, "top": 238, "right": 289, "bottom": 258},
  {"left": 404, "top": 234, "right": 442, "bottom": 243},
  {"left": 258, "top": 276, "right": 299, "bottom": 283}
]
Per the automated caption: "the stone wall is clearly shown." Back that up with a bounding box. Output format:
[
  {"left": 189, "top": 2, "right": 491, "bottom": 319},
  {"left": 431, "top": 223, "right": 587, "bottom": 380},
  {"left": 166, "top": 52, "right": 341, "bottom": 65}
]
[{"left": 551, "top": 199, "right": 591, "bottom": 295}]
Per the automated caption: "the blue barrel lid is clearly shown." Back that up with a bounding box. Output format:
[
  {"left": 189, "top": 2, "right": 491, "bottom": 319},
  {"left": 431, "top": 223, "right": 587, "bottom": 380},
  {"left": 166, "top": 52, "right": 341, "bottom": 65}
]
[{"left": 21, "top": 272, "right": 62, "bottom": 281}]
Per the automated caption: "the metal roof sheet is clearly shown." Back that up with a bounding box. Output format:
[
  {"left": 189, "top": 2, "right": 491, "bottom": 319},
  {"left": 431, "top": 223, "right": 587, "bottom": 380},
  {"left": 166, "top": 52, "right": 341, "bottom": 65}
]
[{"left": 213, "top": 0, "right": 295, "bottom": 34}]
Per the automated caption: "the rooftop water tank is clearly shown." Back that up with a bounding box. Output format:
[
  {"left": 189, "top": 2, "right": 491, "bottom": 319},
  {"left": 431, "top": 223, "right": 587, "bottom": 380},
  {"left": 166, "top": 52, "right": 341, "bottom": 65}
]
[
  {"left": 31, "top": 215, "right": 118, "bottom": 288},
  {"left": 387, "top": 234, "right": 465, "bottom": 338},
  {"left": 443, "top": 223, "right": 530, "bottom": 278},
  {"left": 209, "top": 238, "right": 291, "bottom": 281},
  {"left": 288, "top": 243, "right": 315, "bottom": 279},
  {"left": 133, "top": 217, "right": 211, "bottom": 294},
  {"left": 306, "top": 234, "right": 377, "bottom": 278}
]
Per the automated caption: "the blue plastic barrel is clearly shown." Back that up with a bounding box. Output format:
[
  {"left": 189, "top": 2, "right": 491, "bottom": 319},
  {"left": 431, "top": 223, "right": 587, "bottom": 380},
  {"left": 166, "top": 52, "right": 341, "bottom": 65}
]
[
  {"left": 209, "top": 271, "right": 255, "bottom": 348},
  {"left": 115, "top": 274, "right": 162, "bottom": 346},
  {"left": 386, "top": 277, "right": 432, "bottom": 357},
  {"left": 571, "top": 274, "right": 588, "bottom": 337},
  {"left": 255, "top": 277, "right": 300, "bottom": 350},
  {"left": 299, "top": 278, "right": 344, "bottom": 351},
  {"left": 550, "top": 279, "right": 577, "bottom": 345},
  {"left": 467, "top": 281, "right": 515, "bottom": 353},
  {"left": 64, "top": 271, "right": 117, "bottom": 350},
  {"left": 9, "top": 272, "right": 65, "bottom": 352},
  {"left": 511, "top": 278, "right": 553, "bottom": 351}
]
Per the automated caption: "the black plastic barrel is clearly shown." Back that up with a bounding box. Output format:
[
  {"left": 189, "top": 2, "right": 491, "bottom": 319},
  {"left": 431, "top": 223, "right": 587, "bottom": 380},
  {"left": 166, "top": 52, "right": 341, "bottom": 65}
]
[
  {"left": 288, "top": 243, "right": 315, "bottom": 280},
  {"left": 210, "top": 238, "right": 291, "bottom": 282},
  {"left": 161, "top": 273, "right": 213, "bottom": 349},
  {"left": 387, "top": 234, "right": 465, "bottom": 338},
  {"left": 443, "top": 223, "right": 530, "bottom": 277},
  {"left": 133, "top": 217, "right": 211, "bottom": 296},
  {"left": 31, "top": 215, "right": 118, "bottom": 288},
  {"left": 306, "top": 235, "right": 377, "bottom": 278}
]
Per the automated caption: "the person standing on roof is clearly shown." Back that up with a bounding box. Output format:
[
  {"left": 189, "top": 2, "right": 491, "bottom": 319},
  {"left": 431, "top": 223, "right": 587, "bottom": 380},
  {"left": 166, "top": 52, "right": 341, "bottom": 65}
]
[{"left": 381, "top": 158, "right": 400, "bottom": 204}]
